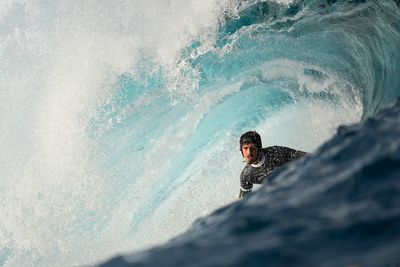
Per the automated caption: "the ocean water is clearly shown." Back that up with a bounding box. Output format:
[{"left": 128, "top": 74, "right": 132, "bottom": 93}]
[
  {"left": 0, "top": 0, "right": 399, "bottom": 266},
  {"left": 100, "top": 97, "right": 400, "bottom": 267}
]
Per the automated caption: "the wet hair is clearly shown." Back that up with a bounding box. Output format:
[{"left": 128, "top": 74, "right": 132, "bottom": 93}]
[{"left": 239, "top": 131, "right": 262, "bottom": 151}]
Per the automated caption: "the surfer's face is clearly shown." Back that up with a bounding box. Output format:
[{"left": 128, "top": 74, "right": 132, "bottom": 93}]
[{"left": 241, "top": 143, "right": 260, "bottom": 164}]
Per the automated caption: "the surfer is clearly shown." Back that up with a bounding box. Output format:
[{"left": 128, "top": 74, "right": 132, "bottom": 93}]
[{"left": 239, "top": 131, "right": 308, "bottom": 199}]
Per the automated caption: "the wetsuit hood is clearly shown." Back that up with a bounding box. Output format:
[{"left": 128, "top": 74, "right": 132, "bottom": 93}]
[{"left": 239, "top": 131, "right": 262, "bottom": 151}]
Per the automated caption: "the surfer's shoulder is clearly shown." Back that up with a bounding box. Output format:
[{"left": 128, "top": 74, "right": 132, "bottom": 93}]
[{"left": 262, "top": 146, "right": 282, "bottom": 154}]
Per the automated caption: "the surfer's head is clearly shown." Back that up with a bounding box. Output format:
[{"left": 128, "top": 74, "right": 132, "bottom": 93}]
[{"left": 240, "top": 131, "right": 262, "bottom": 164}]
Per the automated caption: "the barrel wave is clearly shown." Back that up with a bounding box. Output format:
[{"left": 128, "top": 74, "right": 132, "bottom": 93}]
[{"left": 0, "top": 0, "right": 399, "bottom": 266}]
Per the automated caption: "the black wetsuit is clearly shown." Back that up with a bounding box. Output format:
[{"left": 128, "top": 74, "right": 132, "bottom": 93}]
[{"left": 239, "top": 146, "right": 307, "bottom": 199}]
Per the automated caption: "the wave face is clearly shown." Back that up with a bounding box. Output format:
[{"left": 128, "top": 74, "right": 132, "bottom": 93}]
[
  {"left": 101, "top": 98, "right": 400, "bottom": 267},
  {"left": 1, "top": 0, "right": 400, "bottom": 266}
]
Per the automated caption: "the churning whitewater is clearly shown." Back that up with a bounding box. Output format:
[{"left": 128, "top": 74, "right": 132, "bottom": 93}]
[{"left": 1, "top": 0, "right": 399, "bottom": 266}]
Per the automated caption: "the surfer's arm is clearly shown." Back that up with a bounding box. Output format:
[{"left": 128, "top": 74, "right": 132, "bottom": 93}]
[
  {"left": 239, "top": 171, "right": 253, "bottom": 199},
  {"left": 271, "top": 146, "right": 309, "bottom": 163},
  {"left": 293, "top": 149, "right": 309, "bottom": 158},
  {"left": 239, "top": 187, "right": 252, "bottom": 199}
]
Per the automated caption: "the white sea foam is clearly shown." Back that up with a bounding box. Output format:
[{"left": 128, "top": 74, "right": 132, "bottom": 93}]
[{"left": 0, "top": 0, "right": 230, "bottom": 266}]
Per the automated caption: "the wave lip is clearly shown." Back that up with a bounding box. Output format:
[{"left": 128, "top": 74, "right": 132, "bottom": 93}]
[{"left": 98, "top": 97, "right": 400, "bottom": 267}]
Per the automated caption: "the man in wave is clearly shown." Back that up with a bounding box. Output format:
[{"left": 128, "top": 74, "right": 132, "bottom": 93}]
[{"left": 239, "top": 131, "right": 308, "bottom": 199}]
